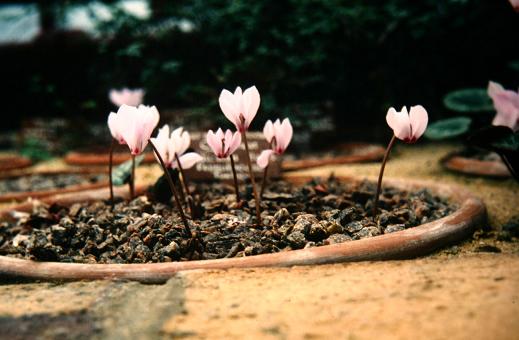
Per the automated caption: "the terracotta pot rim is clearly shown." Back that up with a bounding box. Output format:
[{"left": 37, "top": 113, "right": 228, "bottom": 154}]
[
  {"left": 0, "top": 170, "right": 109, "bottom": 203},
  {"left": 282, "top": 143, "right": 385, "bottom": 171},
  {"left": 0, "top": 155, "right": 32, "bottom": 172},
  {"left": 64, "top": 150, "right": 156, "bottom": 166},
  {"left": 441, "top": 151, "right": 511, "bottom": 178},
  {"left": 0, "top": 175, "right": 486, "bottom": 283}
]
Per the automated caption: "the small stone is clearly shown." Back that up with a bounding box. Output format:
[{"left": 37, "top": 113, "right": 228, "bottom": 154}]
[
  {"left": 287, "top": 231, "right": 306, "bottom": 249},
  {"left": 344, "top": 221, "right": 364, "bottom": 234},
  {"left": 354, "top": 226, "right": 381, "bottom": 239},
  {"left": 273, "top": 208, "right": 290, "bottom": 224},
  {"left": 307, "top": 222, "right": 328, "bottom": 242},
  {"left": 293, "top": 214, "right": 318, "bottom": 235},
  {"left": 325, "top": 234, "right": 352, "bottom": 245},
  {"left": 385, "top": 224, "right": 405, "bottom": 233},
  {"left": 337, "top": 207, "right": 362, "bottom": 226}
]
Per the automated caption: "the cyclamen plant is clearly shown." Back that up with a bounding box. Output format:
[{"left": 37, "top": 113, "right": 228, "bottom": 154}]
[
  {"left": 206, "top": 128, "right": 242, "bottom": 202},
  {"left": 107, "top": 104, "right": 192, "bottom": 236},
  {"left": 373, "top": 105, "right": 428, "bottom": 218},
  {"left": 257, "top": 118, "right": 293, "bottom": 197},
  {"left": 150, "top": 125, "right": 203, "bottom": 216},
  {"left": 108, "top": 104, "right": 159, "bottom": 199},
  {"left": 218, "top": 86, "right": 262, "bottom": 222}
]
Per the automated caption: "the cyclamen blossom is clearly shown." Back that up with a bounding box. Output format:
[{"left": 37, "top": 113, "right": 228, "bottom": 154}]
[
  {"left": 109, "top": 88, "right": 145, "bottom": 107},
  {"left": 206, "top": 128, "right": 241, "bottom": 158},
  {"left": 219, "top": 86, "right": 261, "bottom": 132},
  {"left": 509, "top": 0, "right": 519, "bottom": 12},
  {"left": 110, "top": 104, "right": 160, "bottom": 155},
  {"left": 488, "top": 81, "right": 519, "bottom": 132},
  {"left": 386, "top": 105, "right": 428, "bottom": 143},
  {"left": 150, "top": 124, "right": 203, "bottom": 169},
  {"left": 257, "top": 118, "right": 293, "bottom": 169}
]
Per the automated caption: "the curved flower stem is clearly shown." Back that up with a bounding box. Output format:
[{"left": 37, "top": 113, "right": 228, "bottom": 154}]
[
  {"left": 108, "top": 139, "right": 115, "bottom": 206},
  {"left": 373, "top": 134, "right": 397, "bottom": 219},
  {"left": 149, "top": 140, "right": 191, "bottom": 237},
  {"left": 241, "top": 130, "right": 262, "bottom": 224},
  {"left": 499, "top": 153, "right": 519, "bottom": 182},
  {"left": 129, "top": 155, "right": 136, "bottom": 199},
  {"left": 174, "top": 152, "right": 195, "bottom": 216},
  {"left": 260, "top": 164, "right": 269, "bottom": 199},
  {"left": 229, "top": 154, "right": 241, "bottom": 202}
]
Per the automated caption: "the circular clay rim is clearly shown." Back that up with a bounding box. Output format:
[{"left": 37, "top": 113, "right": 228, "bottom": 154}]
[
  {"left": 64, "top": 150, "right": 156, "bottom": 167},
  {"left": 0, "top": 155, "right": 32, "bottom": 172},
  {"left": 282, "top": 143, "right": 385, "bottom": 171},
  {"left": 441, "top": 152, "right": 511, "bottom": 178},
  {"left": 0, "top": 169, "right": 109, "bottom": 203},
  {"left": 0, "top": 176, "right": 486, "bottom": 283}
]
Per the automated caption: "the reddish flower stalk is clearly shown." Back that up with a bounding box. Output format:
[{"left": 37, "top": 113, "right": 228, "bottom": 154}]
[
  {"left": 373, "top": 105, "right": 428, "bottom": 219},
  {"left": 372, "top": 135, "right": 397, "bottom": 218},
  {"left": 174, "top": 152, "right": 195, "bottom": 216},
  {"left": 229, "top": 154, "right": 241, "bottom": 202},
  {"left": 149, "top": 139, "right": 191, "bottom": 237},
  {"left": 241, "top": 128, "right": 262, "bottom": 223},
  {"left": 108, "top": 139, "right": 115, "bottom": 206},
  {"left": 130, "top": 155, "right": 136, "bottom": 198}
]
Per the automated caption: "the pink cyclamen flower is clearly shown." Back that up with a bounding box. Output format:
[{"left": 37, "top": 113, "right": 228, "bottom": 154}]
[
  {"left": 107, "top": 110, "right": 126, "bottom": 144},
  {"left": 150, "top": 124, "right": 203, "bottom": 169},
  {"left": 386, "top": 105, "right": 428, "bottom": 143},
  {"left": 488, "top": 81, "right": 519, "bottom": 132},
  {"left": 509, "top": 0, "right": 519, "bottom": 12},
  {"left": 206, "top": 128, "right": 242, "bottom": 159},
  {"left": 218, "top": 86, "right": 261, "bottom": 132},
  {"left": 115, "top": 104, "right": 160, "bottom": 155},
  {"left": 109, "top": 88, "right": 145, "bottom": 107},
  {"left": 257, "top": 118, "right": 293, "bottom": 169}
]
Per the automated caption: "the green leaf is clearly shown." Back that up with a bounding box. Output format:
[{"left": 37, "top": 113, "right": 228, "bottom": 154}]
[
  {"left": 112, "top": 154, "right": 145, "bottom": 186},
  {"left": 424, "top": 116, "right": 472, "bottom": 140},
  {"left": 443, "top": 88, "right": 494, "bottom": 113}
]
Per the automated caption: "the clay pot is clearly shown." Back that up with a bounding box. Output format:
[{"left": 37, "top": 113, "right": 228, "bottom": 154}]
[
  {"left": 0, "top": 169, "right": 108, "bottom": 203},
  {"left": 282, "top": 143, "right": 385, "bottom": 171},
  {"left": 442, "top": 152, "right": 511, "bottom": 178},
  {"left": 0, "top": 176, "right": 485, "bottom": 283},
  {"left": 0, "top": 155, "right": 32, "bottom": 172},
  {"left": 64, "top": 145, "right": 155, "bottom": 166}
]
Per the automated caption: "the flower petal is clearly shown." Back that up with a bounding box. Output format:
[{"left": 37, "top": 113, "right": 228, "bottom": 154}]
[
  {"left": 409, "top": 105, "right": 428, "bottom": 140},
  {"left": 176, "top": 152, "right": 203, "bottom": 169},
  {"left": 219, "top": 89, "right": 240, "bottom": 129},
  {"left": 386, "top": 106, "right": 411, "bottom": 141},
  {"left": 227, "top": 131, "right": 242, "bottom": 156},
  {"left": 242, "top": 86, "right": 260, "bottom": 130},
  {"left": 276, "top": 118, "right": 293, "bottom": 153},
  {"left": 256, "top": 149, "right": 274, "bottom": 169},
  {"left": 263, "top": 120, "right": 274, "bottom": 143},
  {"left": 206, "top": 130, "right": 222, "bottom": 157}
]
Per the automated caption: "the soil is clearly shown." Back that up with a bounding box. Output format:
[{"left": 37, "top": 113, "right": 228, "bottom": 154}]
[
  {"left": 0, "top": 173, "right": 106, "bottom": 194},
  {"left": 0, "top": 177, "right": 455, "bottom": 264}
]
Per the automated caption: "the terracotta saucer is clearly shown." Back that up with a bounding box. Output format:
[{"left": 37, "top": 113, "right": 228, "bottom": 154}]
[
  {"left": 0, "top": 176, "right": 485, "bottom": 283},
  {"left": 0, "top": 155, "right": 32, "bottom": 172},
  {"left": 441, "top": 152, "right": 511, "bottom": 178},
  {"left": 282, "top": 143, "right": 385, "bottom": 171}
]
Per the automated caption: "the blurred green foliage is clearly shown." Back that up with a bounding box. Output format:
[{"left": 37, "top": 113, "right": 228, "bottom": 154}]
[
  {"left": 2, "top": 0, "right": 518, "bottom": 143},
  {"left": 425, "top": 116, "right": 472, "bottom": 140}
]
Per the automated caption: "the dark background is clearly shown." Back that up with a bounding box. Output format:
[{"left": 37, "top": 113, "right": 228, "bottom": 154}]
[{"left": 1, "top": 0, "right": 518, "bottom": 148}]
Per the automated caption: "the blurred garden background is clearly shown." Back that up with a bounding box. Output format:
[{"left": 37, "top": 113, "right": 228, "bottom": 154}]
[{"left": 0, "top": 0, "right": 518, "bottom": 157}]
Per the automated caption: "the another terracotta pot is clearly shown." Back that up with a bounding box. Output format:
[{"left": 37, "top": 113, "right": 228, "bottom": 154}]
[
  {"left": 64, "top": 145, "right": 155, "bottom": 166},
  {"left": 441, "top": 152, "right": 511, "bottom": 178},
  {"left": 0, "top": 176, "right": 485, "bottom": 283},
  {"left": 282, "top": 143, "right": 385, "bottom": 171},
  {"left": 0, "top": 169, "right": 108, "bottom": 203},
  {"left": 0, "top": 154, "right": 32, "bottom": 172}
]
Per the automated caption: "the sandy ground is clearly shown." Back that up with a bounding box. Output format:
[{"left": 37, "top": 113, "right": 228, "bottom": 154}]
[{"left": 0, "top": 143, "right": 518, "bottom": 339}]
